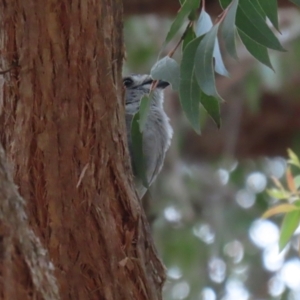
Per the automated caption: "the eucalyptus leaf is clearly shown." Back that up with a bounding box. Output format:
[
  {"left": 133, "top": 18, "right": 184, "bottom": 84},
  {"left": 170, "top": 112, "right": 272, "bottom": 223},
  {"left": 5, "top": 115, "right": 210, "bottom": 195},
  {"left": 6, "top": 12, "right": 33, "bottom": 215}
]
[
  {"left": 195, "top": 9, "right": 213, "bottom": 36},
  {"left": 196, "top": 10, "right": 229, "bottom": 76},
  {"left": 180, "top": 36, "right": 203, "bottom": 134},
  {"left": 138, "top": 95, "right": 151, "bottom": 131},
  {"left": 200, "top": 93, "right": 221, "bottom": 127},
  {"left": 131, "top": 113, "right": 149, "bottom": 188},
  {"left": 238, "top": 29, "right": 273, "bottom": 70},
  {"left": 182, "top": 25, "right": 196, "bottom": 51},
  {"left": 290, "top": 0, "right": 300, "bottom": 7},
  {"left": 194, "top": 24, "right": 222, "bottom": 99},
  {"left": 151, "top": 56, "right": 180, "bottom": 91},
  {"left": 250, "top": 0, "right": 266, "bottom": 18},
  {"left": 236, "top": 0, "right": 285, "bottom": 51},
  {"left": 213, "top": 40, "right": 229, "bottom": 77},
  {"left": 220, "top": 0, "right": 239, "bottom": 59},
  {"left": 164, "top": 0, "right": 200, "bottom": 45},
  {"left": 258, "top": 0, "right": 279, "bottom": 31},
  {"left": 219, "top": 0, "right": 231, "bottom": 9}
]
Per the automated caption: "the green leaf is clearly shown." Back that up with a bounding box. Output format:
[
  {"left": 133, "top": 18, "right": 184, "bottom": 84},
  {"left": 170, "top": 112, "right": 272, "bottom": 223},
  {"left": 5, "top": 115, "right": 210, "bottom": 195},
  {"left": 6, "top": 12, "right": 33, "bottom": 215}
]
[
  {"left": 164, "top": 0, "right": 200, "bottom": 45},
  {"left": 258, "top": 0, "right": 279, "bottom": 31},
  {"left": 194, "top": 24, "right": 222, "bottom": 99},
  {"left": 180, "top": 36, "right": 203, "bottom": 134},
  {"left": 213, "top": 40, "right": 229, "bottom": 77},
  {"left": 294, "top": 175, "right": 300, "bottom": 189},
  {"left": 267, "top": 188, "right": 291, "bottom": 200},
  {"left": 138, "top": 95, "right": 151, "bottom": 131},
  {"left": 219, "top": 0, "right": 232, "bottom": 9},
  {"left": 290, "top": 0, "right": 300, "bottom": 8},
  {"left": 287, "top": 148, "right": 300, "bottom": 168},
  {"left": 236, "top": 0, "right": 285, "bottom": 51},
  {"left": 200, "top": 93, "right": 221, "bottom": 127},
  {"left": 250, "top": 0, "right": 266, "bottom": 18},
  {"left": 182, "top": 25, "right": 196, "bottom": 51},
  {"left": 279, "top": 209, "right": 300, "bottom": 250},
  {"left": 150, "top": 56, "right": 180, "bottom": 91},
  {"left": 220, "top": 0, "right": 239, "bottom": 59},
  {"left": 262, "top": 204, "right": 300, "bottom": 219},
  {"left": 196, "top": 10, "right": 229, "bottom": 77},
  {"left": 195, "top": 9, "right": 213, "bottom": 36},
  {"left": 131, "top": 113, "right": 149, "bottom": 188},
  {"left": 238, "top": 29, "right": 273, "bottom": 70}
]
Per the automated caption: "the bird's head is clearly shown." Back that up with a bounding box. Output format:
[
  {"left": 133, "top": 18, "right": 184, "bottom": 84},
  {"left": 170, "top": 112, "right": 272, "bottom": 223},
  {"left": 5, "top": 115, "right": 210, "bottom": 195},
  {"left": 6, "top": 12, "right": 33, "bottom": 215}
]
[{"left": 123, "top": 74, "right": 169, "bottom": 113}]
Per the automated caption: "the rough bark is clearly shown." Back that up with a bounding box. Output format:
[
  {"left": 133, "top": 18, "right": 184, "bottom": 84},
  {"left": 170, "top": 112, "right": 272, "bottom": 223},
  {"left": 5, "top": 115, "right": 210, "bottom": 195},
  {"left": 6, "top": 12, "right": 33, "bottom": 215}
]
[{"left": 0, "top": 1, "right": 165, "bottom": 299}]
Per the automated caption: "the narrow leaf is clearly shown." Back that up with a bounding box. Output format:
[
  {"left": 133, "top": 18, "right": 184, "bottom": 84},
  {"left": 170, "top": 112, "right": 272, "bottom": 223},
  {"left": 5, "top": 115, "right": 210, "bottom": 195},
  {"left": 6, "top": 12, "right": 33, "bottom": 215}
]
[
  {"left": 286, "top": 167, "right": 297, "bottom": 193},
  {"left": 279, "top": 210, "right": 300, "bottom": 250},
  {"left": 294, "top": 175, "right": 300, "bottom": 189},
  {"left": 219, "top": 0, "right": 231, "bottom": 9},
  {"left": 220, "top": 0, "right": 239, "bottom": 59},
  {"left": 131, "top": 114, "right": 148, "bottom": 188},
  {"left": 194, "top": 24, "right": 222, "bottom": 99},
  {"left": 150, "top": 56, "right": 180, "bottom": 91},
  {"left": 258, "top": 0, "right": 279, "bottom": 31},
  {"left": 139, "top": 95, "right": 151, "bottom": 131},
  {"left": 195, "top": 9, "right": 213, "bottom": 37},
  {"left": 213, "top": 40, "right": 229, "bottom": 77},
  {"left": 250, "top": 0, "right": 266, "bottom": 18},
  {"left": 180, "top": 36, "right": 203, "bottom": 133},
  {"left": 196, "top": 10, "right": 229, "bottom": 77},
  {"left": 164, "top": 0, "right": 200, "bottom": 45},
  {"left": 267, "top": 188, "right": 291, "bottom": 200},
  {"left": 287, "top": 148, "right": 300, "bottom": 168},
  {"left": 290, "top": 0, "right": 300, "bottom": 7},
  {"left": 262, "top": 204, "right": 300, "bottom": 219},
  {"left": 182, "top": 25, "right": 196, "bottom": 51},
  {"left": 200, "top": 93, "right": 221, "bottom": 127},
  {"left": 236, "top": 0, "right": 285, "bottom": 51},
  {"left": 238, "top": 29, "right": 273, "bottom": 70}
]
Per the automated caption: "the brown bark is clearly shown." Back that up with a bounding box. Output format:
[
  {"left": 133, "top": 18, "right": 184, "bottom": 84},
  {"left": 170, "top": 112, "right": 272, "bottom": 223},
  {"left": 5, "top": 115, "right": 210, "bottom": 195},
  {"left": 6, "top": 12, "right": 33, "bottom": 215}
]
[{"left": 0, "top": 1, "right": 165, "bottom": 300}]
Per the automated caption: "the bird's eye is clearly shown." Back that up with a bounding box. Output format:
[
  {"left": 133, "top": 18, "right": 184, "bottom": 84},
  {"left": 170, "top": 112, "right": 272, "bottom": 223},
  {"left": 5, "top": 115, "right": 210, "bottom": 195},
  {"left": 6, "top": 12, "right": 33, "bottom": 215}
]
[{"left": 123, "top": 78, "right": 133, "bottom": 87}]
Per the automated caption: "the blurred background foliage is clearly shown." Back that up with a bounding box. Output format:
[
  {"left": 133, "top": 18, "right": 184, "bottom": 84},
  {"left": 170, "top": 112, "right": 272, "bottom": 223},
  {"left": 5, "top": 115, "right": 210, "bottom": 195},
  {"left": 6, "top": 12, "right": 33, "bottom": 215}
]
[{"left": 124, "top": 2, "right": 300, "bottom": 299}]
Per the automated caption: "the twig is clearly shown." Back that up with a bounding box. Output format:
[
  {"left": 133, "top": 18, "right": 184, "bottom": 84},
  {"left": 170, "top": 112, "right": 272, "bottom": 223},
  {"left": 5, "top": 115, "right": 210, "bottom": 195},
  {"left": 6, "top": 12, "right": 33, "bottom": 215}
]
[
  {"left": 215, "top": 6, "right": 229, "bottom": 24},
  {"left": 167, "top": 20, "right": 193, "bottom": 58}
]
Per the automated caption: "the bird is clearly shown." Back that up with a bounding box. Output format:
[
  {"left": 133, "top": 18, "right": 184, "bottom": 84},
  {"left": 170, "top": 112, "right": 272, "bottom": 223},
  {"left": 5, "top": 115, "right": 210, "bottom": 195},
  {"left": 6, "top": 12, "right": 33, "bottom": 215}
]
[{"left": 124, "top": 74, "right": 173, "bottom": 199}]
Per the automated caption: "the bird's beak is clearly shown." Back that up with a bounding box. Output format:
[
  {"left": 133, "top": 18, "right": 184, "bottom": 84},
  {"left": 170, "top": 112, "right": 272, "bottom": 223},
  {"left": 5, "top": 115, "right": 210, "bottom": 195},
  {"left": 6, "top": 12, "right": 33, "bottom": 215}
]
[{"left": 156, "top": 80, "right": 170, "bottom": 89}]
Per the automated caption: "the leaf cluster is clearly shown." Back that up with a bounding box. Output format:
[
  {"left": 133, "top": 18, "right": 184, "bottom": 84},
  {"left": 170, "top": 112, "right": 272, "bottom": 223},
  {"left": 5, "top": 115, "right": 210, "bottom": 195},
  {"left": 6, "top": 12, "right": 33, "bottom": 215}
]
[
  {"left": 130, "top": 0, "right": 299, "bottom": 193},
  {"left": 150, "top": 0, "right": 294, "bottom": 133},
  {"left": 263, "top": 149, "right": 300, "bottom": 252}
]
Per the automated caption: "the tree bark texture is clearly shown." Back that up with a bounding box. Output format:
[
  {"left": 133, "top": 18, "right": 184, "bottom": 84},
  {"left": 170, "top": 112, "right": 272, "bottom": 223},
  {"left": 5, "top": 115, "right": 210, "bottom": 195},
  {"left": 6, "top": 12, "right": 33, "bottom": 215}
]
[{"left": 0, "top": 1, "right": 165, "bottom": 299}]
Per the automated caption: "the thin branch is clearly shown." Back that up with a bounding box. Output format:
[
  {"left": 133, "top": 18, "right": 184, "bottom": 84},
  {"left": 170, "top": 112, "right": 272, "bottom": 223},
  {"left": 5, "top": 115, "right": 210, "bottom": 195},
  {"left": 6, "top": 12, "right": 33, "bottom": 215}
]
[{"left": 167, "top": 21, "right": 193, "bottom": 58}]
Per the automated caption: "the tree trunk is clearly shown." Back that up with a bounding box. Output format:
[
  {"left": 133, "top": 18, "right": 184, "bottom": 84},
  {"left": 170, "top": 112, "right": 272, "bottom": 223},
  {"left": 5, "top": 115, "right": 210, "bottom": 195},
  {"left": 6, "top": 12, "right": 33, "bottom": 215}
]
[{"left": 0, "top": 1, "right": 165, "bottom": 299}]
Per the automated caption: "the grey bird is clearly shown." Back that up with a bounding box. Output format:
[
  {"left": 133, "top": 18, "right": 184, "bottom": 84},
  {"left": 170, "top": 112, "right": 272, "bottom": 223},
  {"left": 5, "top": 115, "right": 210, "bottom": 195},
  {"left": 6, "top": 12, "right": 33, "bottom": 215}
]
[{"left": 124, "top": 74, "right": 173, "bottom": 199}]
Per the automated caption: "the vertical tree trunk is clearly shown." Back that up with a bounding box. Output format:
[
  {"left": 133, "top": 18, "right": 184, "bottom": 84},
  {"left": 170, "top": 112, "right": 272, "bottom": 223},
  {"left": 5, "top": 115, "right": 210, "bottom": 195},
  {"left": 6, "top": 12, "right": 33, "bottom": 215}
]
[{"left": 0, "top": 1, "right": 165, "bottom": 299}]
